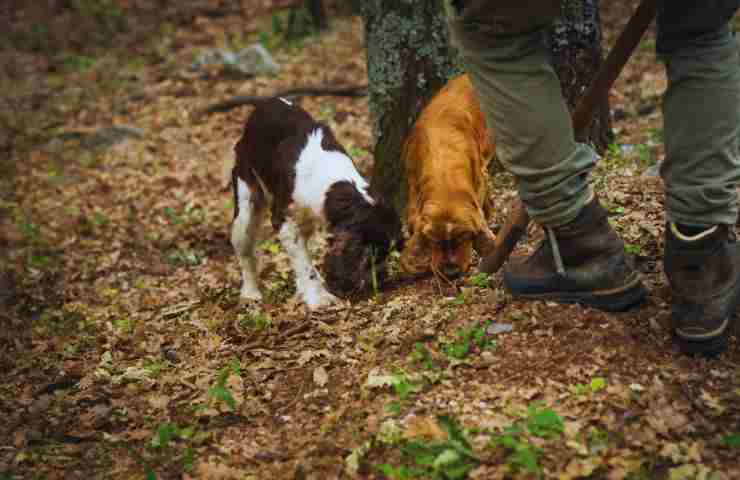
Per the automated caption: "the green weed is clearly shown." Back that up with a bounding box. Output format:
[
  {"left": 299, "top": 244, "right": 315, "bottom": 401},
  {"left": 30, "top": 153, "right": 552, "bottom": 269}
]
[
  {"left": 166, "top": 249, "right": 200, "bottom": 267},
  {"left": 570, "top": 376, "right": 607, "bottom": 396},
  {"left": 411, "top": 343, "right": 437, "bottom": 371},
  {"left": 389, "top": 371, "right": 422, "bottom": 400},
  {"left": 59, "top": 55, "right": 96, "bottom": 72},
  {"left": 258, "top": 240, "right": 281, "bottom": 254},
  {"left": 724, "top": 434, "right": 740, "bottom": 448},
  {"left": 488, "top": 404, "right": 564, "bottom": 477},
  {"left": 377, "top": 415, "right": 478, "bottom": 480},
  {"left": 207, "top": 359, "right": 241, "bottom": 411},
  {"left": 239, "top": 311, "right": 273, "bottom": 330},
  {"left": 441, "top": 322, "right": 495, "bottom": 360},
  {"left": 469, "top": 272, "right": 490, "bottom": 288}
]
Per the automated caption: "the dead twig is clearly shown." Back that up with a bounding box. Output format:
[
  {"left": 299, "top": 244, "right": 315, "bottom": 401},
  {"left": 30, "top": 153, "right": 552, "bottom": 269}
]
[{"left": 199, "top": 84, "right": 368, "bottom": 116}]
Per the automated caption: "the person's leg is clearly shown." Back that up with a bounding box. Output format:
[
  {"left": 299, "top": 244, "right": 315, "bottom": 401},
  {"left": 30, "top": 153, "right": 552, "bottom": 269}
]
[
  {"left": 658, "top": 0, "right": 740, "bottom": 355},
  {"left": 449, "top": 1, "right": 594, "bottom": 227},
  {"left": 448, "top": 1, "right": 646, "bottom": 311}
]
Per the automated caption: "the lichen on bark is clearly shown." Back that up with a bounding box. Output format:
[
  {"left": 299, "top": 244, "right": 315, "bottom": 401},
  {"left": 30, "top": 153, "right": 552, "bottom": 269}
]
[{"left": 362, "top": 0, "right": 462, "bottom": 213}]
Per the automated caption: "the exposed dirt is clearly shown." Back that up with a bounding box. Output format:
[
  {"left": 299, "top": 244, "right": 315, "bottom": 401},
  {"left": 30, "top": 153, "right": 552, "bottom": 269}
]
[{"left": 1, "top": 2, "right": 739, "bottom": 480}]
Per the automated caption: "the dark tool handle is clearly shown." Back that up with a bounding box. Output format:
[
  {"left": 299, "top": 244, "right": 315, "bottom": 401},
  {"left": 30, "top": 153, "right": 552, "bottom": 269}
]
[{"left": 479, "top": 196, "right": 529, "bottom": 274}]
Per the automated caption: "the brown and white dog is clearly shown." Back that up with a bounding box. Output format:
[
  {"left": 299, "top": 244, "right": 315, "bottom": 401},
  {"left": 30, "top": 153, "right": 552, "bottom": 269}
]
[
  {"left": 401, "top": 74, "right": 496, "bottom": 277},
  {"left": 229, "top": 98, "right": 401, "bottom": 310}
]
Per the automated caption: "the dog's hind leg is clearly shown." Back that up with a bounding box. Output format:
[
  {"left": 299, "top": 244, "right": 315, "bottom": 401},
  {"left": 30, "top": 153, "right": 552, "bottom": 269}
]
[
  {"left": 278, "top": 216, "right": 339, "bottom": 310},
  {"left": 231, "top": 174, "right": 267, "bottom": 304}
]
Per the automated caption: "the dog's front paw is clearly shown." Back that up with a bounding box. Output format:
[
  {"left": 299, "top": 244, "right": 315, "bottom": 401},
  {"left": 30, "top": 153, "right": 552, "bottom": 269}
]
[
  {"left": 304, "top": 289, "right": 342, "bottom": 311},
  {"left": 238, "top": 286, "right": 263, "bottom": 306}
]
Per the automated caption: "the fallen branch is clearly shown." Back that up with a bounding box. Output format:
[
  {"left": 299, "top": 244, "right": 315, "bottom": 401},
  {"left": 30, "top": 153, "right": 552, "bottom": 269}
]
[{"left": 199, "top": 84, "right": 368, "bottom": 116}]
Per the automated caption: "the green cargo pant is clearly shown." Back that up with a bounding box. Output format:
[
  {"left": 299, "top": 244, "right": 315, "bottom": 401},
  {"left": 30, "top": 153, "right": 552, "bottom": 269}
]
[{"left": 448, "top": 0, "right": 740, "bottom": 228}]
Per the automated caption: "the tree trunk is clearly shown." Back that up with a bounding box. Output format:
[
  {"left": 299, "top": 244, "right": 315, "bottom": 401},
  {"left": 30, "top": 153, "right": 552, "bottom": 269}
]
[
  {"left": 362, "top": 0, "right": 462, "bottom": 215},
  {"left": 364, "top": 0, "right": 611, "bottom": 215},
  {"left": 547, "top": 0, "right": 612, "bottom": 151},
  {"left": 307, "top": 0, "right": 327, "bottom": 31}
]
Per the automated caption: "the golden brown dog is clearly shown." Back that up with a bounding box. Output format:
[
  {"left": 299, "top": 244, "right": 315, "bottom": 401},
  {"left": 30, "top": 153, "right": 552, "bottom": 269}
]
[{"left": 401, "top": 74, "right": 496, "bottom": 278}]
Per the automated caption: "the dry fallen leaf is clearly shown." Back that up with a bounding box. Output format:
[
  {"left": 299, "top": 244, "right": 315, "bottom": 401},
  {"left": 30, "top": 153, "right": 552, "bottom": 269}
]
[{"left": 313, "top": 365, "right": 329, "bottom": 387}]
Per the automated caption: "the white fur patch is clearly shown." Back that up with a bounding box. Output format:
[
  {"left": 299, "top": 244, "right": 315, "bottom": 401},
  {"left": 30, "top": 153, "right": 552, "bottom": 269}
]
[
  {"left": 278, "top": 219, "right": 338, "bottom": 309},
  {"left": 278, "top": 97, "right": 293, "bottom": 106},
  {"left": 231, "top": 178, "right": 263, "bottom": 301},
  {"left": 293, "top": 129, "right": 374, "bottom": 220}
]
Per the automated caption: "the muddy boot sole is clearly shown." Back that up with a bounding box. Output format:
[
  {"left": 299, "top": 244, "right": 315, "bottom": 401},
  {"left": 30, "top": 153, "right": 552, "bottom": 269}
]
[
  {"left": 674, "top": 330, "right": 730, "bottom": 357},
  {"left": 509, "top": 273, "right": 647, "bottom": 312},
  {"left": 673, "top": 299, "right": 739, "bottom": 357}
]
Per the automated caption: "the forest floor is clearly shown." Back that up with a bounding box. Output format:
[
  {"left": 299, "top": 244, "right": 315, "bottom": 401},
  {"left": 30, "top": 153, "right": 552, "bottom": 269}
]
[{"left": 1, "top": 1, "right": 739, "bottom": 479}]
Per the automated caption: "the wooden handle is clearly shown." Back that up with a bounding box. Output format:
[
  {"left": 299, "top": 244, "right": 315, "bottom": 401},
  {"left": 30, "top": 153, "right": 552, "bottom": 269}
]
[{"left": 479, "top": 196, "right": 529, "bottom": 274}]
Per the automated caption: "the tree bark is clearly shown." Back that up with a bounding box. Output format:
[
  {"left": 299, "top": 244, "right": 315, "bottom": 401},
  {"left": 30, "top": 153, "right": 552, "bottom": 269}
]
[
  {"left": 547, "top": 0, "right": 612, "bottom": 151},
  {"left": 362, "top": 0, "right": 462, "bottom": 215},
  {"left": 364, "top": 0, "right": 611, "bottom": 215},
  {"left": 307, "top": 0, "right": 327, "bottom": 31}
]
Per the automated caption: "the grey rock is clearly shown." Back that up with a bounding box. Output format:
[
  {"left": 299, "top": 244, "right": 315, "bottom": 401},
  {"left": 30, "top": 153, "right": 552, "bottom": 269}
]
[
  {"left": 642, "top": 162, "right": 661, "bottom": 178},
  {"left": 486, "top": 322, "right": 513, "bottom": 335},
  {"left": 191, "top": 44, "right": 280, "bottom": 78},
  {"left": 48, "top": 125, "right": 145, "bottom": 151}
]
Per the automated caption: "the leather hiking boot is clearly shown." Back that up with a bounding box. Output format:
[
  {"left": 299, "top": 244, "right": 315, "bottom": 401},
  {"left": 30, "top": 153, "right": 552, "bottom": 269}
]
[
  {"left": 665, "top": 223, "right": 740, "bottom": 357},
  {"left": 503, "top": 199, "right": 647, "bottom": 312}
]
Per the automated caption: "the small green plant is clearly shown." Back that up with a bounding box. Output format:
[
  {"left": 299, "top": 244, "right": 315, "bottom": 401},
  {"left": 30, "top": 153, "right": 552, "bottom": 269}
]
[
  {"left": 377, "top": 415, "right": 478, "bottom": 480},
  {"left": 27, "top": 254, "right": 52, "bottom": 269},
  {"left": 150, "top": 423, "right": 180, "bottom": 449},
  {"left": 207, "top": 360, "right": 241, "bottom": 411},
  {"left": 441, "top": 323, "right": 495, "bottom": 360},
  {"left": 146, "top": 422, "right": 197, "bottom": 477},
  {"left": 525, "top": 404, "right": 564, "bottom": 438},
  {"left": 724, "top": 434, "right": 740, "bottom": 448},
  {"left": 411, "top": 343, "right": 437, "bottom": 371},
  {"left": 610, "top": 205, "right": 625, "bottom": 215},
  {"left": 587, "top": 427, "right": 610, "bottom": 455},
  {"left": 385, "top": 401, "right": 402, "bottom": 417},
  {"left": 389, "top": 371, "right": 422, "bottom": 400},
  {"left": 469, "top": 272, "right": 490, "bottom": 288},
  {"left": 450, "top": 292, "right": 467, "bottom": 306},
  {"left": 570, "top": 376, "right": 607, "bottom": 396},
  {"left": 258, "top": 240, "right": 281, "bottom": 254},
  {"left": 349, "top": 146, "right": 370, "bottom": 158},
  {"left": 60, "top": 54, "right": 96, "bottom": 72},
  {"left": 647, "top": 127, "right": 663, "bottom": 143},
  {"left": 607, "top": 143, "right": 621, "bottom": 157},
  {"left": 640, "top": 38, "right": 656, "bottom": 51},
  {"left": 625, "top": 244, "right": 642, "bottom": 255},
  {"left": 163, "top": 207, "right": 181, "bottom": 225},
  {"left": 490, "top": 426, "right": 541, "bottom": 476},
  {"left": 143, "top": 360, "right": 165, "bottom": 378},
  {"left": 636, "top": 143, "right": 654, "bottom": 167},
  {"left": 239, "top": 311, "right": 272, "bottom": 330},
  {"left": 19, "top": 220, "right": 40, "bottom": 240},
  {"left": 369, "top": 246, "right": 381, "bottom": 298},
  {"left": 113, "top": 317, "right": 133, "bottom": 334},
  {"left": 489, "top": 404, "right": 564, "bottom": 477},
  {"left": 166, "top": 249, "right": 200, "bottom": 267}
]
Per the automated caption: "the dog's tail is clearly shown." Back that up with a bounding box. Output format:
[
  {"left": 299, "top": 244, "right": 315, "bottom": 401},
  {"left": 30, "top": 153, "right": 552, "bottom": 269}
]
[{"left": 220, "top": 140, "right": 238, "bottom": 191}]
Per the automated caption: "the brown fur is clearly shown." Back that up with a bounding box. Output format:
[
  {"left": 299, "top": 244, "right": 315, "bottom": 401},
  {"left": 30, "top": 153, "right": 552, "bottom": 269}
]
[
  {"left": 231, "top": 98, "right": 401, "bottom": 300},
  {"left": 401, "top": 74, "right": 496, "bottom": 275},
  {"left": 233, "top": 98, "right": 347, "bottom": 231}
]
